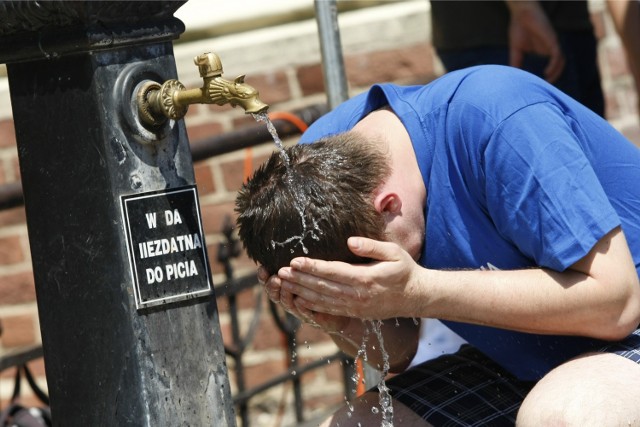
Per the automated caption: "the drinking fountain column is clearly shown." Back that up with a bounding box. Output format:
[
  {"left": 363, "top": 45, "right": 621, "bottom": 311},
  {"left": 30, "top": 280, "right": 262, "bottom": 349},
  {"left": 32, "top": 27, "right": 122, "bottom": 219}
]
[{"left": 0, "top": 2, "right": 236, "bottom": 425}]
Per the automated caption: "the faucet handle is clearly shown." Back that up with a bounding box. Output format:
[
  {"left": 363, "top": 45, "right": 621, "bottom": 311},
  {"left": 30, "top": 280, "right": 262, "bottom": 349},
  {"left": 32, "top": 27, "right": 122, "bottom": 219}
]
[{"left": 194, "top": 53, "right": 223, "bottom": 79}]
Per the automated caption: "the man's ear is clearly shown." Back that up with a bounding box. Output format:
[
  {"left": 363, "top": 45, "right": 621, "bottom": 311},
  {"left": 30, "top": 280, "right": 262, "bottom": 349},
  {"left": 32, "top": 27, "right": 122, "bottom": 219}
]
[{"left": 374, "top": 191, "right": 402, "bottom": 215}]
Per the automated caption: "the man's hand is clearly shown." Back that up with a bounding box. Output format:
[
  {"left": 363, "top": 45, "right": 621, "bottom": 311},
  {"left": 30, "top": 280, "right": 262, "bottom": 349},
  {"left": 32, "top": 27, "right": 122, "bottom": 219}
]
[
  {"left": 260, "top": 262, "right": 421, "bottom": 371},
  {"left": 259, "top": 265, "right": 351, "bottom": 333},
  {"left": 275, "top": 237, "right": 423, "bottom": 320},
  {"left": 507, "top": 0, "right": 565, "bottom": 83}
]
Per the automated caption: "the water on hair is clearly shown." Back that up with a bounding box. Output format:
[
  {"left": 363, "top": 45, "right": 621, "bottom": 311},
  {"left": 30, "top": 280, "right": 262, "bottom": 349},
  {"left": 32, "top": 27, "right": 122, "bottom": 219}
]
[
  {"left": 253, "top": 112, "right": 322, "bottom": 254},
  {"left": 254, "top": 113, "right": 393, "bottom": 425}
]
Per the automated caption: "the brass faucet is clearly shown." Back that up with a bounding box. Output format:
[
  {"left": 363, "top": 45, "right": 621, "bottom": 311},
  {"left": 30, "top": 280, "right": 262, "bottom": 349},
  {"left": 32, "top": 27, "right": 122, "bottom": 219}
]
[{"left": 137, "top": 52, "right": 269, "bottom": 128}]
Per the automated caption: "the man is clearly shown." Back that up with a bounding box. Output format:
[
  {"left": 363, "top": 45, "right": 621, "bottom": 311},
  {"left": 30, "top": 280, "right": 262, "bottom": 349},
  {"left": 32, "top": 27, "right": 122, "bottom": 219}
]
[{"left": 235, "top": 65, "right": 640, "bottom": 425}]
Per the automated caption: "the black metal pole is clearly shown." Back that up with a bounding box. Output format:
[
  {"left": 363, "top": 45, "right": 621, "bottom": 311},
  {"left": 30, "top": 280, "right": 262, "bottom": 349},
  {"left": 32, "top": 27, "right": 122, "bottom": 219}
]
[{"left": 0, "top": 1, "right": 235, "bottom": 425}]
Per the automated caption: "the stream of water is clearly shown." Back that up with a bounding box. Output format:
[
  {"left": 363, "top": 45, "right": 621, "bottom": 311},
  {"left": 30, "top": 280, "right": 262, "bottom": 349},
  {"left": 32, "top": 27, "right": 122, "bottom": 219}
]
[
  {"left": 349, "top": 320, "right": 394, "bottom": 426},
  {"left": 253, "top": 112, "right": 322, "bottom": 256},
  {"left": 253, "top": 113, "right": 394, "bottom": 426}
]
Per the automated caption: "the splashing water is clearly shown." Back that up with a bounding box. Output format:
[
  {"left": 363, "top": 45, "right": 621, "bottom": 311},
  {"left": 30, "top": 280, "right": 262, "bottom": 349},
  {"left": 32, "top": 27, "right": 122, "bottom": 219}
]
[
  {"left": 349, "top": 323, "right": 371, "bottom": 398},
  {"left": 252, "top": 112, "right": 323, "bottom": 255},
  {"left": 371, "top": 320, "right": 394, "bottom": 427},
  {"left": 349, "top": 321, "right": 394, "bottom": 426}
]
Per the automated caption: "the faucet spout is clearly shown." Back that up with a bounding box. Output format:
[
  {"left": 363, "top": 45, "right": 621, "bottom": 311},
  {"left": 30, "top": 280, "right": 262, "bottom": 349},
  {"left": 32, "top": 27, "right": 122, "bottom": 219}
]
[
  {"left": 205, "top": 74, "right": 269, "bottom": 114},
  {"left": 137, "top": 52, "right": 269, "bottom": 128}
]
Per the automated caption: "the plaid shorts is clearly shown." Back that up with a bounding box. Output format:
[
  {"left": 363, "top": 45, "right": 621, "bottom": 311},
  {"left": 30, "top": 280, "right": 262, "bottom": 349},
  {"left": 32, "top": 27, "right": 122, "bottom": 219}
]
[
  {"left": 597, "top": 327, "right": 640, "bottom": 363},
  {"left": 386, "top": 328, "right": 640, "bottom": 426}
]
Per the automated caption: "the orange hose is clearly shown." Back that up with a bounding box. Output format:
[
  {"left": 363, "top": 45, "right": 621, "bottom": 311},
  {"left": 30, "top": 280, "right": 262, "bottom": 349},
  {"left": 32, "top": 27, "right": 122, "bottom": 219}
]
[
  {"left": 355, "top": 358, "right": 366, "bottom": 396},
  {"left": 268, "top": 111, "right": 309, "bottom": 133},
  {"left": 243, "top": 147, "right": 253, "bottom": 183}
]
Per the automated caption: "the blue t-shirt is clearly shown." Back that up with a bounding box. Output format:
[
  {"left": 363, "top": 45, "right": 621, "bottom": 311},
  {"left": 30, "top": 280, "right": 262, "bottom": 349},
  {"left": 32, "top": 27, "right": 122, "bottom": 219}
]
[{"left": 299, "top": 65, "right": 640, "bottom": 381}]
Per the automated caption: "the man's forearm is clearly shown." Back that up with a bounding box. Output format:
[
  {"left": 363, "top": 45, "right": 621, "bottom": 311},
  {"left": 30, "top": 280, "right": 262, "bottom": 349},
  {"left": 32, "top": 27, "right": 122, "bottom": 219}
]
[{"left": 415, "top": 230, "right": 640, "bottom": 340}]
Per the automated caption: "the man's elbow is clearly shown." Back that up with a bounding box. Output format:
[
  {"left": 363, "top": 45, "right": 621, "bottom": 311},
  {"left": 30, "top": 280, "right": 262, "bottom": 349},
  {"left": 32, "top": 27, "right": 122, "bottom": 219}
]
[{"left": 604, "top": 275, "right": 640, "bottom": 341}]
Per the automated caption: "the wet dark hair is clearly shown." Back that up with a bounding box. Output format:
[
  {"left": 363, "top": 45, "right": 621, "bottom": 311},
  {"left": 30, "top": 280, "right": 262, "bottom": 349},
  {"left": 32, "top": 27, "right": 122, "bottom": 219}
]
[{"left": 235, "top": 131, "right": 391, "bottom": 275}]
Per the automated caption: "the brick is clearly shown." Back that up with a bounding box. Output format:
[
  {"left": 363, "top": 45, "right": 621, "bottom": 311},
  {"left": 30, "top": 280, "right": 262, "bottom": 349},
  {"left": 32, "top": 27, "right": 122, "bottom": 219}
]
[
  {"left": 218, "top": 318, "right": 233, "bottom": 347},
  {"left": 231, "top": 114, "right": 261, "bottom": 130},
  {"left": 345, "top": 43, "right": 435, "bottom": 88},
  {"left": 0, "top": 271, "right": 36, "bottom": 305},
  {"left": 248, "top": 152, "right": 273, "bottom": 175},
  {"left": 11, "top": 156, "right": 20, "bottom": 181},
  {"left": 0, "top": 120, "right": 16, "bottom": 149},
  {"left": 243, "top": 359, "right": 288, "bottom": 390},
  {"left": 0, "top": 158, "right": 17, "bottom": 186},
  {"left": 214, "top": 247, "right": 258, "bottom": 274},
  {"left": 0, "top": 361, "right": 46, "bottom": 381},
  {"left": 218, "top": 297, "right": 272, "bottom": 350},
  {"left": 322, "top": 358, "right": 351, "bottom": 383},
  {"left": 211, "top": 249, "right": 257, "bottom": 278},
  {"left": 245, "top": 71, "right": 291, "bottom": 105},
  {"left": 194, "top": 163, "right": 216, "bottom": 195},
  {"left": 207, "top": 241, "right": 251, "bottom": 279},
  {"left": 220, "top": 152, "right": 271, "bottom": 193},
  {"left": 220, "top": 158, "right": 246, "bottom": 193},
  {"left": 228, "top": 286, "right": 263, "bottom": 312},
  {"left": 207, "top": 244, "right": 226, "bottom": 277},
  {"left": 200, "top": 202, "right": 236, "bottom": 236},
  {"left": 216, "top": 296, "right": 230, "bottom": 317},
  {"left": 234, "top": 253, "right": 258, "bottom": 271},
  {"left": 0, "top": 163, "right": 7, "bottom": 186},
  {"left": 305, "top": 392, "right": 345, "bottom": 412},
  {"left": 204, "top": 103, "right": 235, "bottom": 116},
  {"left": 0, "top": 235, "right": 25, "bottom": 265},
  {"left": 0, "top": 390, "right": 50, "bottom": 412},
  {"left": 26, "top": 358, "right": 47, "bottom": 378},
  {"left": 238, "top": 286, "right": 263, "bottom": 311},
  {"left": 186, "top": 121, "right": 225, "bottom": 142},
  {"left": 296, "top": 63, "right": 325, "bottom": 96},
  {"left": 251, "top": 315, "right": 288, "bottom": 352},
  {"left": 0, "top": 207, "right": 26, "bottom": 228},
  {"left": 215, "top": 285, "right": 263, "bottom": 314},
  {"left": 1, "top": 314, "right": 36, "bottom": 347}
]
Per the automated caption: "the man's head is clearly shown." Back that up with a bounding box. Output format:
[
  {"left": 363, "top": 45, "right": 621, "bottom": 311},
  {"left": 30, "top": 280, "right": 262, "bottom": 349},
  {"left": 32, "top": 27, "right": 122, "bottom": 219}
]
[{"left": 235, "top": 131, "right": 391, "bottom": 275}]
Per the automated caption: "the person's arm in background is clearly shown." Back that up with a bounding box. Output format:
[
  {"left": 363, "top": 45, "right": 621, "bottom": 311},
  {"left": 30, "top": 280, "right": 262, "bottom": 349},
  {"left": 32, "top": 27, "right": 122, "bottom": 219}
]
[
  {"left": 607, "top": 0, "right": 640, "bottom": 119},
  {"left": 506, "top": 0, "right": 565, "bottom": 82}
]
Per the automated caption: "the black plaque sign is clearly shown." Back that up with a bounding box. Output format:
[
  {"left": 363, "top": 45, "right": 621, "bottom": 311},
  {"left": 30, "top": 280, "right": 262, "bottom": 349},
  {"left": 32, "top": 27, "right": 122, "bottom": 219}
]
[{"left": 121, "top": 186, "right": 213, "bottom": 309}]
